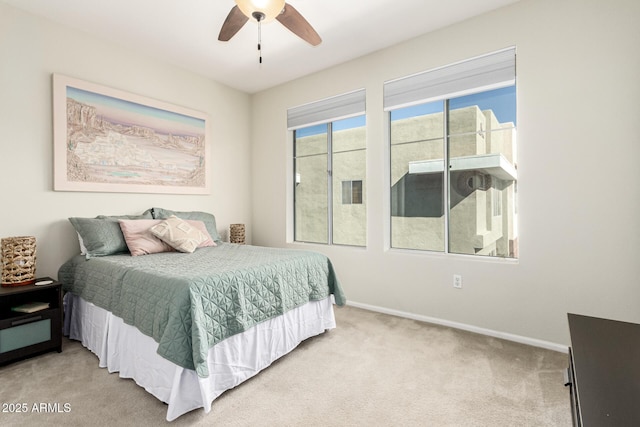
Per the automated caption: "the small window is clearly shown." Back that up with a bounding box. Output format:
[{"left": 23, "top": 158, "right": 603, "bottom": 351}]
[
  {"left": 342, "top": 180, "right": 363, "bottom": 204},
  {"left": 289, "top": 89, "right": 366, "bottom": 247},
  {"left": 293, "top": 117, "right": 366, "bottom": 246}
]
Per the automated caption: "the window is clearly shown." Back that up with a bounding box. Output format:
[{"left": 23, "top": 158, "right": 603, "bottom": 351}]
[
  {"left": 342, "top": 180, "right": 363, "bottom": 204},
  {"left": 385, "top": 48, "right": 517, "bottom": 258},
  {"left": 288, "top": 90, "right": 366, "bottom": 246}
]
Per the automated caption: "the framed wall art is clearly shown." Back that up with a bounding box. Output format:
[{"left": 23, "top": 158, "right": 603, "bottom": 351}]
[{"left": 52, "top": 74, "right": 210, "bottom": 194}]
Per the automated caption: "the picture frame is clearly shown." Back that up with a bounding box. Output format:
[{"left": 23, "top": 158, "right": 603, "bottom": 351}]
[{"left": 52, "top": 74, "right": 210, "bottom": 194}]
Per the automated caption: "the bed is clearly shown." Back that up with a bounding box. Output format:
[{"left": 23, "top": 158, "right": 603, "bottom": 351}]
[{"left": 57, "top": 208, "right": 345, "bottom": 421}]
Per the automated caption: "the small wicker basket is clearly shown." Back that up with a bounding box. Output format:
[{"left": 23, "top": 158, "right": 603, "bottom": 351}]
[
  {"left": 229, "top": 224, "right": 246, "bottom": 245},
  {"left": 1, "top": 236, "right": 37, "bottom": 287}
]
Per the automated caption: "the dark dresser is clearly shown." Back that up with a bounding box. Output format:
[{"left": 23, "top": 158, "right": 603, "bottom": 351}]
[{"left": 567, "top": 313, "right": 640, "bottom": 426}]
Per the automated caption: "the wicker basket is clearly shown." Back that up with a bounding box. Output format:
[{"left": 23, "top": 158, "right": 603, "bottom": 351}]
[
  {"left": 229, "top": 224, "right": 246, "bottom": 245},
  {"left": 1, "top": 236, "right": 37, "bottom": 287}
]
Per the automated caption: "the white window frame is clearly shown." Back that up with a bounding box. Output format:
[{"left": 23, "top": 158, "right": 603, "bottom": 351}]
[
  {"left": 288, "top": 89, "right": 366, "bottom": 246},
  {"left": 384, "top": 48, "right": 517, "bottom": 258}
]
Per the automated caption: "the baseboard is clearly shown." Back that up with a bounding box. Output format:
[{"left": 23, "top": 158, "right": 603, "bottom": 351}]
[{"left": 346, "top": 301, "right": 569, "bottom": 354}]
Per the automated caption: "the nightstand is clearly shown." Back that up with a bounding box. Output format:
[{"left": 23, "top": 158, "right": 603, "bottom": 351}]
[{"left": 0, "top": 278, "right": 62, "bottom": 365}]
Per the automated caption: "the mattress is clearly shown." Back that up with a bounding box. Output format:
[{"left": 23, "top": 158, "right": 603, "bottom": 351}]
[{"left": 64, "top": 292, "right": 336, "bottom": 421}]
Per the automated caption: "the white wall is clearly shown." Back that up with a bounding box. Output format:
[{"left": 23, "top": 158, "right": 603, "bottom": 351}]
[
  {"left": 250, "top": 0, "right": 640, "bottom": 346},
  {"left": 0, "top": 4, "right": 252, "bottom": 279}
]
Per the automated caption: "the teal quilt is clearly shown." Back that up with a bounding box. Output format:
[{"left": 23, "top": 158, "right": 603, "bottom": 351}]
[{"left": 58, "top": 243, "right": 345, "bottom": 378}]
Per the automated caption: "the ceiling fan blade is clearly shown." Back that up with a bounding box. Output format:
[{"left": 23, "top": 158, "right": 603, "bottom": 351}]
[
  {"left": 218, "top": 5, "right": 249, "bottom": 42},
  {"left": 276, "top": 3, "right": 322, "bottom": 46}
]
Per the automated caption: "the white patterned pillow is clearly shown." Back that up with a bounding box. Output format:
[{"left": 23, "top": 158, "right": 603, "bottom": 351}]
[{"left": 150, "top": 215, "right": 208, "bottom": 253}]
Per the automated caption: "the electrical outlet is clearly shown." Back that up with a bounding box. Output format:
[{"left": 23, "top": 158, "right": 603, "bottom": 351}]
[{"left": 453, "top": 274, "right": 462, "bottom": 289}]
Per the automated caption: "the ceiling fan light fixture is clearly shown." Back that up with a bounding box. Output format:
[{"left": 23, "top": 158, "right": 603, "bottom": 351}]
[{"left": 235, "top": 0, "right": 285, "bottom": 22}]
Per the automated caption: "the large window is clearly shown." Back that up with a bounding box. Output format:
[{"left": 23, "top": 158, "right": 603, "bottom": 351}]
[
  {"left": 289, "top": 90, "right": 366, "bottom": 246},
  {"left": 385, "top": 48, "right": 517, "bottom": 258}
]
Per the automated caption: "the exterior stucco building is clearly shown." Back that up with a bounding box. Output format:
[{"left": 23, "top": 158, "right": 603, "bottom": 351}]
[{"left": 295, "top": 105, "right": 517, "bottom": 258}]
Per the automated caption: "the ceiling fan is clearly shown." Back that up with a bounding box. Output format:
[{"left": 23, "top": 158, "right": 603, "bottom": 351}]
[{"left": 218, "top": 0, "right": 322, "bottom": 47}]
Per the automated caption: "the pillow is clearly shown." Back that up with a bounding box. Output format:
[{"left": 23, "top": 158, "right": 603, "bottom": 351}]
[
  {"left": 70, "top": 212, "right": 154, "bottom": 257},
  {"left": 151, "top": 208, "right": 221, "bottom": 242},
  {"left": 187, "top": 221, "right": 217, "bottom": 248},
  {"left": 118, "top": 219, "right": 174, "bottom": 256},
  {"left": 96, "top": 211, "right": 153, "bottom": 221},
  {"left": 150, "top": 216, "right": 209, "bottom": 253},
  {"left": 69, "top": 217, "right": 129, "bottom": 258},
  {"left": 119, "top": 219, "right": 216, "bottom": 256}
]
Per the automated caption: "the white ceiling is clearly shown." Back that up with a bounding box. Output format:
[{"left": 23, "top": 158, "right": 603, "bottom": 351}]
[{"left": 3, "top": 0, "right": 520, "bottom": 94}]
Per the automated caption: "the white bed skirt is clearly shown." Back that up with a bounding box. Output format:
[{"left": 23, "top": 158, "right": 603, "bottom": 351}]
[{"left": 63, "top": 293, "right": 336, "bottom": 421}]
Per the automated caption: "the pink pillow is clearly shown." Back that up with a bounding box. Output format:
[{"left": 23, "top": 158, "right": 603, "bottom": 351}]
[
  {"left": 188, "top": 220, "right": 217, "bottom": 248},
  {"left": 119, "top": 219, "right": 215, "bottom": 256}
]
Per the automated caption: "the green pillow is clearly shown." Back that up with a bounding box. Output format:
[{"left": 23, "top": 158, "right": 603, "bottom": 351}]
[
  {"left": 96, "top": 211, "right": 153, "bottom": 221},
  {"left": 69, "top": 217, "right": 129, "bottom": 258},
  {"left": 69, "top": 211, "right": 153, "bottom": 258}
]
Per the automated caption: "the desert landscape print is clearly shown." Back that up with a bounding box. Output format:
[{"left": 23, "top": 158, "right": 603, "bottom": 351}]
[{"left": 65, "top": 85, "right": 206, "bottom": 189}]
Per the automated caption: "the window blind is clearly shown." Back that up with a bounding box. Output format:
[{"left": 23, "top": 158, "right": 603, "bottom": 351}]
[
  {"left": 383, "top": 47, "right": 515, "bottom": 111},
  {"left": 287, "top": 88, "right": 366, "bottom": 130}
]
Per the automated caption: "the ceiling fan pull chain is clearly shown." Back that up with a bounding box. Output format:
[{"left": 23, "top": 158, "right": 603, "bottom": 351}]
[{"left": 257, "top": 18, "right": 262, "bottom": 65}]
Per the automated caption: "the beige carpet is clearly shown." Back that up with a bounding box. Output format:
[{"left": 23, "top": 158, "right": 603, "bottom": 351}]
[{"left": 0, "top": 306, "right": 571, "bottom": 426}]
